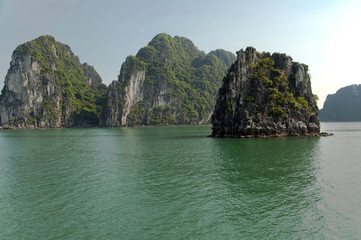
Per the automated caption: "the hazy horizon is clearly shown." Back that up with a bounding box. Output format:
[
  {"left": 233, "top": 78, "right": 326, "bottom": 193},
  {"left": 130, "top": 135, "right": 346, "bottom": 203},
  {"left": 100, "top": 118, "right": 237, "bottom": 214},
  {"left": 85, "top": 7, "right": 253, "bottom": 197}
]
[{"left": 1, "top": 0, "right": 360, "bottom": 108}]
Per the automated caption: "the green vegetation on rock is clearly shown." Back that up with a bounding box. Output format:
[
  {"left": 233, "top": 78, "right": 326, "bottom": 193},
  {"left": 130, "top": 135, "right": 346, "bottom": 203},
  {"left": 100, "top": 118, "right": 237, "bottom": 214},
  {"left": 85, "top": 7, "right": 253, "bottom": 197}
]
[
  {"left": 104, "top": 33, "right": 236, "bottom": 126},
  {"left": 0, "top": 35, "right": 107, "bottom": 127},
  {"left": 211, "top": 47, "right": 320, "bottom": 137},
  {"left": 247, "top": 57, "right": 314, "bottom": 120}
]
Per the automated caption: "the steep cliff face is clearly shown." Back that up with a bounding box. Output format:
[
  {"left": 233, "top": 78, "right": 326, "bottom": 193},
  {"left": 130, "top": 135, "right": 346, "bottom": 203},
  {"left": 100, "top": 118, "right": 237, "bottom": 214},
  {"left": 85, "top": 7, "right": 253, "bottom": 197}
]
[
  {"left": 101, "top": 33, "right": 236, "bottom": 127},
  {"left": 0, "top": 35, "right": 107, "bottom": 128},
  {"left": 319, "top": 84, "right": 361, "bottom": 121},
  {"left": 211, "top": 47, "right": 321, "bottom": 137}
]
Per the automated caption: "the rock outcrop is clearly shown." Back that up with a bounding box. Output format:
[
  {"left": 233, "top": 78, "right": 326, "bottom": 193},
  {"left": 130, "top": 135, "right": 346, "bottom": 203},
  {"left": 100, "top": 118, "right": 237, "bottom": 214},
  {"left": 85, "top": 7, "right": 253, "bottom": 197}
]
[
  {"left": 0, "top": 35, "right": 107, "bottom": 128},
  {"left": 211, "top": 47, "right": 321, "bottom": 138},
  {"left": 319, "top": 84, "right": 361, "bottom": 121},
  {"left": 101, "top": 33, "right": 236, "bottom": 127}
]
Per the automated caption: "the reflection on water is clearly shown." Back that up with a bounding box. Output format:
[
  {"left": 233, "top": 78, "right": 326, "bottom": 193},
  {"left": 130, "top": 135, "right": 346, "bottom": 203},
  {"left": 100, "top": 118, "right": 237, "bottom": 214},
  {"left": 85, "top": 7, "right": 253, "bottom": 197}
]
[{"left": 0, "top": 125, "right": 360, "bottom": 239}]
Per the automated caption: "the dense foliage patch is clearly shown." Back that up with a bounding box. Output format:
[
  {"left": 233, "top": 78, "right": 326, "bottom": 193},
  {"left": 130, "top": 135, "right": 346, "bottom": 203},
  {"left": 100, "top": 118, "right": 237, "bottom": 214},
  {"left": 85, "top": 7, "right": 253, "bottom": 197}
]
[{"left": 246, "top": 57, "right": 314, "bottom": 120}]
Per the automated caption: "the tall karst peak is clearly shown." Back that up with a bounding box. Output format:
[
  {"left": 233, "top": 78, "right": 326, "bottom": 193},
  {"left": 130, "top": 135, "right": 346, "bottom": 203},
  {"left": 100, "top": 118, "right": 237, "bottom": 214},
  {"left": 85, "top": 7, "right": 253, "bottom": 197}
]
[
  {"left": 101, "top": 33, "right": 236, "bottom": 127},
  {"left": 0, "top": 35, "right": 107, "bottom": 128}
]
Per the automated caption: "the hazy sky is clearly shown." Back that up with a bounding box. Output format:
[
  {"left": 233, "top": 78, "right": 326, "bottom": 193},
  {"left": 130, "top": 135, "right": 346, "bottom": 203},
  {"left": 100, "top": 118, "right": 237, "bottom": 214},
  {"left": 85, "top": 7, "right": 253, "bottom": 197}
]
[{"left": 1, "top": 0, "right": 360, "bottom": 108}]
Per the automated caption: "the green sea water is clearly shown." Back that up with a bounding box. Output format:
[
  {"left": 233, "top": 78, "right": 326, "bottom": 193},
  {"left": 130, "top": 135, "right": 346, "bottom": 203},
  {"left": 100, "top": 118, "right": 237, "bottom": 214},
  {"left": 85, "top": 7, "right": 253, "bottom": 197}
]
[{"left": 0, "top": 123, "right": 360, "bottom": 239}]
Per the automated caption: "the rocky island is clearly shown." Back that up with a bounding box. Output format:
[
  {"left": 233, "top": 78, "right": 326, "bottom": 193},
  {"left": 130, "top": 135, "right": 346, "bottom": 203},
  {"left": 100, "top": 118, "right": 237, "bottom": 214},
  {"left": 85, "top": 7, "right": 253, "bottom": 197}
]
[
  {"left": 0, "top": 34, "right": 235, "bottom": 129},
  {"left": 0, "top": 35, "right": 328, "bottom": 135},
  {"left": 0, "top": 35, "right": 107, "bottom": 128},
  {"left": 211, "top": 47, "right": 325, "bottom": 138},
  {"left": 101, "top": 33, "right": 235, "bottom": 127}
]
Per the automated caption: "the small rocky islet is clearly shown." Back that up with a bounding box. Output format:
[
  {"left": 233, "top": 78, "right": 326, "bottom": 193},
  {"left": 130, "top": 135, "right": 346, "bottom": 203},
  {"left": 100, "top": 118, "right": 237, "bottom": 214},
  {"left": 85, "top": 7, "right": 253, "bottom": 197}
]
[
  {"left": 0, "top": 34, "right": 330, "bottom": 137},
  {"left": 211, "top": 47, "right": 329, "bottom": 137}
]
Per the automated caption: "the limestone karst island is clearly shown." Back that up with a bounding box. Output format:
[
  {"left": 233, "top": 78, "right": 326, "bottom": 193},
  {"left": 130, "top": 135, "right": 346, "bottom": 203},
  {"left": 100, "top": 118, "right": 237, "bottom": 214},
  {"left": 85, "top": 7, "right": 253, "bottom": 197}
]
[
  {"left": 0, "top": 34, "right": 328, "bottom": 137},
  {"left": 211, "top": 47, "right": 322, "bottom": 138}
]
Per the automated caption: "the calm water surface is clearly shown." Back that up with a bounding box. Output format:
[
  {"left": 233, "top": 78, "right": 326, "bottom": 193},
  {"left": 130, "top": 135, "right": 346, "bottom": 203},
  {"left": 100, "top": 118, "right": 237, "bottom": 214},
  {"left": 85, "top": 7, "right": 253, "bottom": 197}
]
[{"left": 0, "top": 123, "right": 360, "bottom": 239}]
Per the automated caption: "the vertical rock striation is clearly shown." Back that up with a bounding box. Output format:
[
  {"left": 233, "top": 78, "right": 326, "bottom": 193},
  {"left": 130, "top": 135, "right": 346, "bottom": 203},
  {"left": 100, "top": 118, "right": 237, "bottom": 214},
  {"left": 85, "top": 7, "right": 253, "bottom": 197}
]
[
  {"left": 211, "top": 47, "right": 321, "bottom": 137},
  {"left": 0, "top": 35, "right": 107, "bottom": 128},
  {"left": 101, "top": 33, "right": 236, "bottom": 127}
]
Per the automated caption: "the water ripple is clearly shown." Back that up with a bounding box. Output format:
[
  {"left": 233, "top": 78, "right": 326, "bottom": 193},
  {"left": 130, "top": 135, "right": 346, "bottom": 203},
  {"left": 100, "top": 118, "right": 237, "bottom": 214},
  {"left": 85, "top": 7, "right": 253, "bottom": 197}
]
[{"left": 0, "top": 125, "right": 360, "bottom": 239}]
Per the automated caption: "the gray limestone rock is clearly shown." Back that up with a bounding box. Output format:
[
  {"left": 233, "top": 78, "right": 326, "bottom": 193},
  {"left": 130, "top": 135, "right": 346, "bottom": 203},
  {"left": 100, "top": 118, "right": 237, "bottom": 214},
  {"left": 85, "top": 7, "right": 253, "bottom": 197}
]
[
  {"left": 0, "top": 35, "right": 106, "bottom": 128},
  {"left": 101, "top": 33, "right": 236, "bottom": 127},
  {"left": 211, "top": 47, "right": 322, "bottom": 138}
]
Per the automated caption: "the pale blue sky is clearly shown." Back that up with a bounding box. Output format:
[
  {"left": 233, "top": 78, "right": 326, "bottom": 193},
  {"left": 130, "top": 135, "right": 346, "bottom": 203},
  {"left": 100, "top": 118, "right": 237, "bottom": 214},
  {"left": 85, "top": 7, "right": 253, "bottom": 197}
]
[{"left": 1, "top": 0, "right": 360, "bottom": 107}]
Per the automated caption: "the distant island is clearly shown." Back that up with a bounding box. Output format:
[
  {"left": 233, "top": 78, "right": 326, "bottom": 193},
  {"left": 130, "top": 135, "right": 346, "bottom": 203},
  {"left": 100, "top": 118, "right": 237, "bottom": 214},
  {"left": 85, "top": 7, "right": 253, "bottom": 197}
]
[{"left": 319, "top": 84, "right": 361, "bottom": 121}]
